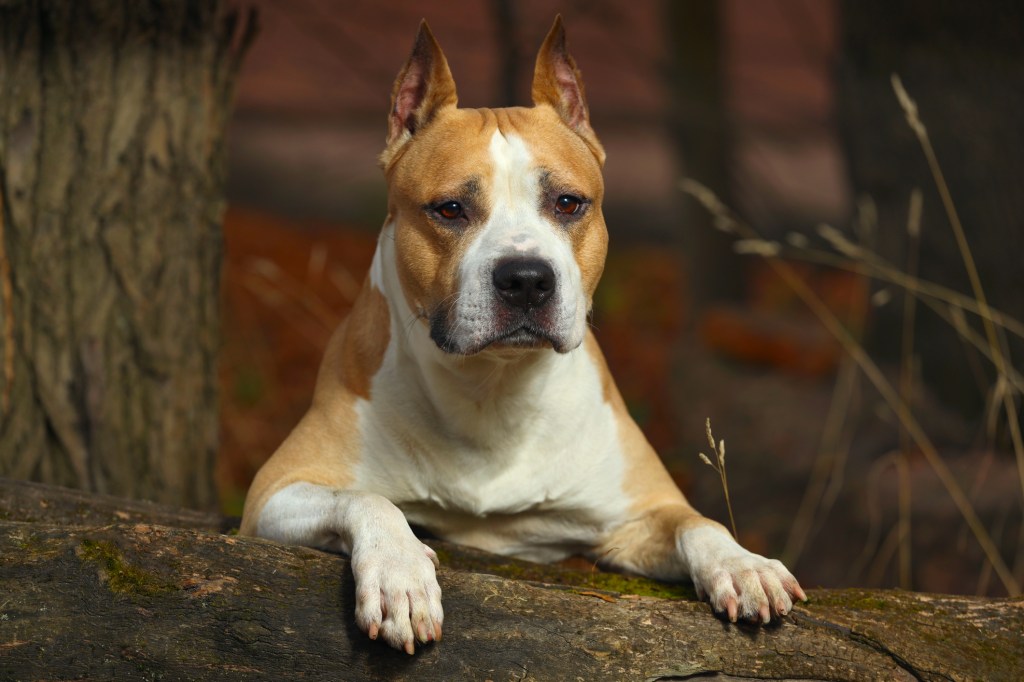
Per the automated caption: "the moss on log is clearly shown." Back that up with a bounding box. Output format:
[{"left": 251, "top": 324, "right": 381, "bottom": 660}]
[{"left": 0, "top": 478, "right": 1020, "bottom": 681}]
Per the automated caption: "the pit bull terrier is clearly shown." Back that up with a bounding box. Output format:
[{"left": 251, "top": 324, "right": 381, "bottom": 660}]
[{"left": 240, "top": 17, "right": 806, "bottom": 654}]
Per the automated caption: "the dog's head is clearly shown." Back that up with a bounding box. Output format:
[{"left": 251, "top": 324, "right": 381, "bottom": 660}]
[{"left": 380, "top": 17, "right": 607, "bottom": 355}]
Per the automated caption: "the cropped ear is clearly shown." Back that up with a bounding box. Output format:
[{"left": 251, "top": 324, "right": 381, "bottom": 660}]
[
  {"left": 386, "top": 21, "right": 458, "bottom": 149},
  {"left": 531, "top": 16, "right": 604, "bottom": 164}
]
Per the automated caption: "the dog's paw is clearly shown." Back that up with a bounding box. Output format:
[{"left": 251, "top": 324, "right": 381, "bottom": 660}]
[
  {"left": 351, "top": 534, "right": 444, "bottom": 654},
  {"left": 681, "top": 526, "right": 806, "bottom": 624}
]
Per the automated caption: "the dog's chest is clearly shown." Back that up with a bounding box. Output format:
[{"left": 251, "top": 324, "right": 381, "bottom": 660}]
[
  {"left": 387, "top": 426, "right": 628, "bottom": 561},
  {"left": 358, "top": 416, "right": 628, "bottom": 560},
  {"left": 350, "top": 346, "right": 631, "bottom": 555},
  {"left": 359, "top": 400, "right": 627, "bottom": 508}
]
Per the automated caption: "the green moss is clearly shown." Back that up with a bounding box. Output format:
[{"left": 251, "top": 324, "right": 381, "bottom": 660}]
[
  {"left": 807, "top": 589, "right": 927, "bottom": 613},
  {"left": 79, "top": 539, "right": 174, "bottom": 596},
  {"left": 573, "top": 571, "right": 696, "bottom": 600},
  {"left": 434, "top": 546, "right": 696, "bottom": 600}
]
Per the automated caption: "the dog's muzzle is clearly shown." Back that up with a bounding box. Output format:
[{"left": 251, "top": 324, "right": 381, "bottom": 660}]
[{"left": 429, "top": 256, "right": 572, "bottom": 354}]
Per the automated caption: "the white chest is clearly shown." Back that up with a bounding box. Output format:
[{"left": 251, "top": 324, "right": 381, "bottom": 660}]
[{"left": 348, "top": 341, "right": 630, "bottom": 558}]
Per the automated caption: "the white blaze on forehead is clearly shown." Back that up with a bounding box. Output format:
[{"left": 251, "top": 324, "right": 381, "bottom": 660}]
[
  {"left": 487, "top": 131, "right": 536, "bottom": 237},
  {"left": 447, "top": 129, "right": 588, "bottom": 351}
]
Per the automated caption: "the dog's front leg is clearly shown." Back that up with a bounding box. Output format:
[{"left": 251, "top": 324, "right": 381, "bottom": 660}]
[
  {"left": 600, "top": 505, "right": 806, "bottom": 623},
  {"left": 257, "top": 482, "right": 443, "bottom": 653}
]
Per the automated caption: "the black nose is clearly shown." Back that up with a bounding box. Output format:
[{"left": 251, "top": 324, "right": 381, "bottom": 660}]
[{"left": 492, "top": 259, "right": 556, "bottom": 310}]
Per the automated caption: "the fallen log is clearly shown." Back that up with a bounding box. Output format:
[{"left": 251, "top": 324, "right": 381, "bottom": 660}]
[{"left": 0, "top": 478, "right": 1020, "bottom": 681}]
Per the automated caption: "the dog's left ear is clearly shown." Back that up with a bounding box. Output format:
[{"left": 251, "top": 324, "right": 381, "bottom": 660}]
[{"left": 532, "top": 16, "right": 605, "bottom": 165}]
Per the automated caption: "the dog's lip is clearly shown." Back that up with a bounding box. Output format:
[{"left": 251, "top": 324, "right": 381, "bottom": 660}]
[
  {"left": 437, "top": 323, "right": 563, "bottom": 355},
  {"left": 429, "top": 304, "right": 576, "bottom": 355},
  {"left": 491, "top": 325, "right": 551, "bottom": 349}
]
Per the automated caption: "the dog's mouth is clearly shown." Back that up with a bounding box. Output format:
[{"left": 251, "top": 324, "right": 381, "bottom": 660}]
[
  {"left": 490, "top": 324, "right": 554, "bottom": 350},
  {"left": 429, "top": 310, "right": 567, "bottom": 355}
]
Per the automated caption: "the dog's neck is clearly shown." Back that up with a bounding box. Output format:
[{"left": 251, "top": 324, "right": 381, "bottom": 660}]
[{"left": 370, "top": 222, "right": 585, "bottom": 448}]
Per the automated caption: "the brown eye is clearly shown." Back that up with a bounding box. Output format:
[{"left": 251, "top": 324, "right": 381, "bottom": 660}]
[
  {"left": 555, "top": 194, "right": 583, "bottom": 215},
  {"left": 435, "top": 201, "right": 463, "bottom": 220}
]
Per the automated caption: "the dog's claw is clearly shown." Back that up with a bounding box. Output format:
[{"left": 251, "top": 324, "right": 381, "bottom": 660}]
[
  {"left": 351, "top": 526, "right": 443, "bottom": 654},
  {"left": 685, "top": 527, "right": 804, "bottom": 625}
]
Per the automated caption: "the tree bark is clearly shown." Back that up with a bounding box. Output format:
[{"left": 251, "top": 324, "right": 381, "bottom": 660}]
[
  {"left": 663, "top": 0, "right": 744, "bottom": 309},
  {"left": 0, "top": 0, "right": 254, "bottom": 508},
  {"left": 1, "top": 478, "right": 1020, "bottom": 681}
]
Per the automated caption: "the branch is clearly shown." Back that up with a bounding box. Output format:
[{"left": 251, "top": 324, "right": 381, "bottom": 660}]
[{"left": 0, "top": 478, "right": 1020, "bottom": 680}]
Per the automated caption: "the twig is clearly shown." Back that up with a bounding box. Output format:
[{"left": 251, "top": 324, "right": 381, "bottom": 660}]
[{"left": 698, "top": 418, "right": 737, "bottom": 538}]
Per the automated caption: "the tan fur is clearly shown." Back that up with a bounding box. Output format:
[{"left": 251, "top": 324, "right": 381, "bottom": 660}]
[
  {"left": 580, "top": 331, "right": 730, "bottom": 576},
  {"left": 338, "top": 283, "right": 391, "bottom": 400},
  {"left": 239, "top": 283, "right": 390, "bottom": 535},
  {"left": 506, "top": 105, "right": 608, "bottom": 297},
  {"left": 582, "top": 333, "right": 692, "bottom": 510},
  {"left": 384, "top": 104, "right": 608, "bottom": 332},
  {"left": 387, "top": 108, "right": 494, "bottom": 320}
]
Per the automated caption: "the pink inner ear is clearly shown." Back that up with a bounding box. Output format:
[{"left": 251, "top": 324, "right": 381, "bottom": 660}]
[
  {"left": 553, "top": 58, "right": 586, "bottom": 129},
  {"left": 393, "top": 62, "right": 428, "bottom": 135}
]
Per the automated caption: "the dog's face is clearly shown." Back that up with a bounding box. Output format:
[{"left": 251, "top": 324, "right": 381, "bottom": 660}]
[{"left": 381, "top": 19, "right": 608, "bottom": 355}]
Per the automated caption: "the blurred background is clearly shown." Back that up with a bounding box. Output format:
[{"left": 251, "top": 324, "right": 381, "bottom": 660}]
[{"left": 217, "top": 0, "right": 1024, "bottom": 597}]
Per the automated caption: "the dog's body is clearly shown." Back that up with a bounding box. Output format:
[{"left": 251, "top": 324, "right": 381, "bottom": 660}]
[{"left": 240, "top": 18, "right": 805, "bottom": 654}]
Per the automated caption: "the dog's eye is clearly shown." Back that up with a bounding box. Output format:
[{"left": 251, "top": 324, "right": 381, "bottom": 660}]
[
  {"left": 555, "top": 195, "right": 583, "bottom": 215},
  {"left": 434, "top": 201, "right": 464, "bottom": 221}
]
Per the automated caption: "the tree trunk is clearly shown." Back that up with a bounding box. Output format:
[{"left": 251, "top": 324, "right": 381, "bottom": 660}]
[
  {"left": 0, "top": 1, "right": 254, "bottom": 508},
  {"left": 1, "top": 478, "right": 1020, "bottom": 681},
  {"left": 663, "top": 0, "right": 744, "bottom": 310}
]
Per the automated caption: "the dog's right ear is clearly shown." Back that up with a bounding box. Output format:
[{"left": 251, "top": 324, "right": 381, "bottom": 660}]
[{"left": 385, "top": 21, "right": 458, "bottom": 150}]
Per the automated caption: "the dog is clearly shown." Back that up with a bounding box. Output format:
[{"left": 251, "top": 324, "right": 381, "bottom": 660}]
[{"left": 240, "top": 16, "right": 806, "bottom": 654}]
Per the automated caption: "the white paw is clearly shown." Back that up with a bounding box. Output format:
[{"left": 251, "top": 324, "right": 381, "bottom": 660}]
[
  {"left": 681, "top": 526, "right": 806, "bottom": 624},
  {"left": 350, "top": 533, "right": 444, "bottom": 653}
]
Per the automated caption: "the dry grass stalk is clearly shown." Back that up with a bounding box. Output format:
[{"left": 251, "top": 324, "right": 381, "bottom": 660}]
[
  {"left": 765, "top": 244, "right": 1024, "bottom": 341},
  {"left": 698, "top": 418, "right": 738, "bottom": 539},
  {"left": 897, "top": 188, "right": 923, "bottom": 589},
  {"left": 681, "top": 179, "right": 1021, "bottom": 595},
  {"left": 782, "top": 358, "right": 857, "bottom": 567},
  {"left": 850, "top": 451, "right": 901, "bottom": 582},
  {"left": 892, "top": 74, "right": 1024, "bottom": 511},
  {"left": 245, "top": 256, "right": 341, "bottom": 332}
]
